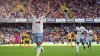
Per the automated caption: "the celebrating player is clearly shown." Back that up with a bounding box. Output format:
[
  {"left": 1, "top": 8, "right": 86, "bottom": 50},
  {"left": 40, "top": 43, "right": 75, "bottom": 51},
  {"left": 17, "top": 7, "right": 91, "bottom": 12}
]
[
  {"left": 76, "top": 24, "right": 86, "bottom": 54},
  {"left": 13, "top": 32, "right": 21, "bottom": 46},
  {"left": 67, "top": 31, "right": 73, "bottom": 47},
  {"left": 28, "top": 0, "right": 50, "bottom": 56},
  {"left": 86, "top": 27, "right": 93, "bottom": 51}
]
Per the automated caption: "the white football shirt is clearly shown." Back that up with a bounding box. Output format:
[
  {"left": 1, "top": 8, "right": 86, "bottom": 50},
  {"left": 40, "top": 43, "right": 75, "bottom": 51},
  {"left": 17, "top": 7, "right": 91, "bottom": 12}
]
[
  {"left": 86, "top": 30, "right": 93, "bottom": 38},
  {"left": 32, "top": 15, "right": 45, "bottom": 33},
  {"left": 76, "top": 26, "right": 86, "bottom": 39}
]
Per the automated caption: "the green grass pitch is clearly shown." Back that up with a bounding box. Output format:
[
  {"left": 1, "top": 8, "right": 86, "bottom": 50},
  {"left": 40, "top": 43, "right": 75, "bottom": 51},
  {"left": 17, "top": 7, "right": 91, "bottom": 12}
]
[{"left": 0, "top": 45, "right": 100, "bottom": 56}]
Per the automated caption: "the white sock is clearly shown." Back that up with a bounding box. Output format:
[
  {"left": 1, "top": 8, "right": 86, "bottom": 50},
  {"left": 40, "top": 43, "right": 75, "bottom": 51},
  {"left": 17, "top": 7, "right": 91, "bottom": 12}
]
[
  {"left": 41, "top": 46, "right": 44, "bottom": 52},
  {"left": 37, "top": 47, "right": 41, "bottom": 56},
  {"left": 0, "top": 42, "right": 1, "bottom": 45},
  {"left": 76, "top": 44, "right": 79, "bottom": 52}
]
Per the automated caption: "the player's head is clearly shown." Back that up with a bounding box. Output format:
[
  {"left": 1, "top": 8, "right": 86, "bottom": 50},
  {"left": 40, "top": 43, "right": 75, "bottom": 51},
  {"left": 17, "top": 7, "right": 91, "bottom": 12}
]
[
  {"left": 87, "top": 26, "right": 90, "bottom": 30},
  {"left": 78, "top": 23, "right": 81, "bottom": 27},
  {"left": 87, "top": 28, "right": 90, "bottom": 31},
  {"left": 35, "top": 10, "right": 40, "bottom": 15}
]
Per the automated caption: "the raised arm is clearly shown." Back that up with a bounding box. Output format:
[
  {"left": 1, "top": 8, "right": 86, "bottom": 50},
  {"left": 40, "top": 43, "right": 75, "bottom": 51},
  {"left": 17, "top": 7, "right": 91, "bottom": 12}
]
[
  {"left": 44, "top": 1, "right": 50, "bottom": 16},
  {"left": 28, "top": 0, "right": 34, "bottom": 17}
]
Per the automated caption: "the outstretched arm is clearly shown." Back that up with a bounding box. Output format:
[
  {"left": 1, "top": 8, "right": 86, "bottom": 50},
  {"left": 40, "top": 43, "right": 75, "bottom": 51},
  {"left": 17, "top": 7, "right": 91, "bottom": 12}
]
[
  {"left": 44, "top": 1, "right": 50, "bottom": 16},
  {"left": 28, "top": 0, "right": 34, "bottom": 17}
]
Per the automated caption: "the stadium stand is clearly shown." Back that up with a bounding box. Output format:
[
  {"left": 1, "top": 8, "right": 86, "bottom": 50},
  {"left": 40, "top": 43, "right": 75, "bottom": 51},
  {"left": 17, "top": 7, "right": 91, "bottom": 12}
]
[
  {"left": 0, "top": 23, "right": 100, "bottom": 44},
  {"left": 0, "top": 0, "right": 99, "bottom": 19}
]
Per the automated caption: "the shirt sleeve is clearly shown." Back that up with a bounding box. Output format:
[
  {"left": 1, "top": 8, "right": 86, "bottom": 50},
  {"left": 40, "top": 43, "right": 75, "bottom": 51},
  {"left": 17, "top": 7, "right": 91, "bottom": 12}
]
[
  {"left": 32, "top": 15, "right": 36, "bottom": 21},
  {"left": 83, "top": 27, "right": 86, "bottom": 32},
  {"left": 76, "top": 27, "right": 78, "bottom": 31},
  {"left": 40, "top": 15, "right": 45, "bottom": 19},
  {"left": 90, "top": 30, "right": 93, "bottom": 34}
]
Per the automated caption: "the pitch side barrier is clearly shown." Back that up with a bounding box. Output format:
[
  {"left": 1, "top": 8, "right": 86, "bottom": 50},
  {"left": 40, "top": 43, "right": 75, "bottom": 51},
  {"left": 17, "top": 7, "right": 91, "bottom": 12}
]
[{"left": 0, "top": 18, "right": 100, "bottom": 23}]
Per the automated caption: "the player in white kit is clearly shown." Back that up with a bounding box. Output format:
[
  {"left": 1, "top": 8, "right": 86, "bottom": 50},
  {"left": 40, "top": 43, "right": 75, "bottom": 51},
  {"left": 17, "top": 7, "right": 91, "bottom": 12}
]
[
  {"left": 76, "top": 24, "right": 86, "bottom": 54},
  {"left": 86, "top": 27, "right": 93, "bottom": 51},
  {"left": 28, "top": 0, "right": 50, "bottom": 56}
]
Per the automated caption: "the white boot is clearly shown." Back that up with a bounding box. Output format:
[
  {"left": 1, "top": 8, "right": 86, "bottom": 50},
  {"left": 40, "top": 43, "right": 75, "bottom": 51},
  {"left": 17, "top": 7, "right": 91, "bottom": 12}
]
[
  {"left": 41, "top": 46, "right": 44, "bottom": 53},
  {"left": 37, "top": 47, "right": 41, "bottom": 56}
]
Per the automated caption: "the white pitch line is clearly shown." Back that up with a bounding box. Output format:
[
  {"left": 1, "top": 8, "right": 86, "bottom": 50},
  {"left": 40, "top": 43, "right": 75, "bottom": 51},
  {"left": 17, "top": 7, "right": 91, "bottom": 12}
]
[{"left": 0, "top": 44, "right": 100, "bottom": 46}]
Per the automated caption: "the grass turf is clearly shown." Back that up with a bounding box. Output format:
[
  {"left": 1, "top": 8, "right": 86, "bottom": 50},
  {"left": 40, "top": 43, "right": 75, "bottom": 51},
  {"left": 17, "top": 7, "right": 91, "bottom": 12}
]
[{"left": 0, "top": 46, "right": 100, "bottom": 56}]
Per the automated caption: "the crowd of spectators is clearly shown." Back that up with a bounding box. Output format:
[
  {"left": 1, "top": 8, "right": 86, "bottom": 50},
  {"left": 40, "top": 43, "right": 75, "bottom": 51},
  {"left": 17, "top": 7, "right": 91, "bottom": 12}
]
[
  {"left": 0, "top": 23, "right": 100, "bottom": 44},
  {"left": 67, "top": 0, "right": 100, "bottom": 18},
  {"left": 0, "top": 0, "right": 99, "bottom": 19}
]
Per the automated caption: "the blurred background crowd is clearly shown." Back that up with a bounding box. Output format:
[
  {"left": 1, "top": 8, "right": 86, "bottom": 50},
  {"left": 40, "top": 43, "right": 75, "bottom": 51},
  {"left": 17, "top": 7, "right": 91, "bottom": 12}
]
[
  {"left": 0, "top": 0, "right": 100, "bottom": 19},
  {"left": 0, "top": 23, "right": 100, "bottom": 44}
]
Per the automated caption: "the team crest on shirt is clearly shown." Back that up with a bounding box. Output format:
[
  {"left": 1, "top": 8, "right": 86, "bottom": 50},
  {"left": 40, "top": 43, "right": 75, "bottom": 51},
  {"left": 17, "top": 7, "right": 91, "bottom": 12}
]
[
  {"left": 35, "top": 19, "right": 41, "bottom": 24},
  {"left": 35, "top": 21, "right": 40, "bottom": 24}
]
